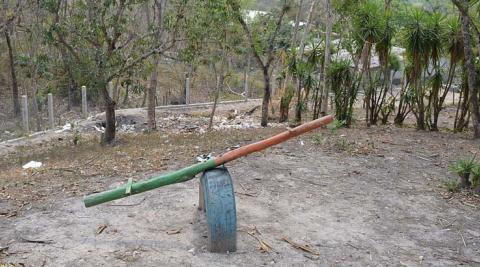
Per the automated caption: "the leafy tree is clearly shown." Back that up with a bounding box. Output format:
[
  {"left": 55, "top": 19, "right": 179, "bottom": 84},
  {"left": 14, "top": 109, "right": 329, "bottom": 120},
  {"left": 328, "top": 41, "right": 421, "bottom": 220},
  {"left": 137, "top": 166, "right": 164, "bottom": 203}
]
[
  {"left": 228, "top": 0, "right": 290, "bottom": 127},
  {"left": 43, "top": 0, "right": 182, "bottom": 143}
]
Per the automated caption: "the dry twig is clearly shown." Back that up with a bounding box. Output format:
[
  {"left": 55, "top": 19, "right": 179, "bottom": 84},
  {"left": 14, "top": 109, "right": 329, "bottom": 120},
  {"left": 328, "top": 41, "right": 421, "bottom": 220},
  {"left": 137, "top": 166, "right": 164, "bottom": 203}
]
[{"left": 281, "top": 237, "right": 320, "bottom": 255}]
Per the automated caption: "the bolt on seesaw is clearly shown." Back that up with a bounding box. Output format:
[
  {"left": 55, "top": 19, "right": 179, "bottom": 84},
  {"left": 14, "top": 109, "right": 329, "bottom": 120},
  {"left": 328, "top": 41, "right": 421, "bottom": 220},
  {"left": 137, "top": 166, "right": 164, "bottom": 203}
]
[{"left": 83, "top": 115, "right": 334, "bottom": 208}]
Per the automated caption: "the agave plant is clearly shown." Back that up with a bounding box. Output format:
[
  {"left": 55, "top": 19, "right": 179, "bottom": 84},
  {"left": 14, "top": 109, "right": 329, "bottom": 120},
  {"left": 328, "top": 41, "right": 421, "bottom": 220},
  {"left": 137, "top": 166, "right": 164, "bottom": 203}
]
[{"left": 449, "top": 157, "right": 477, "bottom": 188}]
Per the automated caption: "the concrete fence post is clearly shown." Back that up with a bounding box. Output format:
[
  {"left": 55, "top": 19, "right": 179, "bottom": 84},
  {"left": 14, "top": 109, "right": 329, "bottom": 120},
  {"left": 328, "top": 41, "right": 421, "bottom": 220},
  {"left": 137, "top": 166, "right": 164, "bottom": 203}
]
[
  {"left": 244, "top": 73, "right": 249, "bottom": 102},
  {"left": 48, "top": 93, "right": 54, "bottom": 129},
  {"left": 185, "top": 76, "right": 190, "bottom": 105},
  {"left": 21, "top": 95, "right": 29, "bottom": 132},
  {"left": 82, "top": 86, "right": 88, "bottom": 118}
]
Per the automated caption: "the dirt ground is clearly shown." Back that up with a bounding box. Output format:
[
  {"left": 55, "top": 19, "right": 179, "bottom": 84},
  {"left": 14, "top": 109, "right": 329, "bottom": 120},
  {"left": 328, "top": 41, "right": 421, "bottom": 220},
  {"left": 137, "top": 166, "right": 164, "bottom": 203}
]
[{"left": 1, "top": 102, "right": 480, "bottom": 266}]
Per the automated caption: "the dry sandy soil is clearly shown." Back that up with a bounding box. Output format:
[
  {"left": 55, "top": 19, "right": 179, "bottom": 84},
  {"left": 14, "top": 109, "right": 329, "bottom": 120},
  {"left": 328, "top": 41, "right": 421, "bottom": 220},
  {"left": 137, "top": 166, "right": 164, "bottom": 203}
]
[{"left": 1, "top": 103, "right": 480, "bottom": 266}]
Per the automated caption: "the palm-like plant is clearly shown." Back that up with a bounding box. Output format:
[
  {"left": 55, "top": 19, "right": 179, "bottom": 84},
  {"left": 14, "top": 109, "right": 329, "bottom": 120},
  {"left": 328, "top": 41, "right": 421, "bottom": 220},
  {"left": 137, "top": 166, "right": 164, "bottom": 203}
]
[
  {"left": 404, "top": 9, "right": 430, "bottom": 81},
  {"left": 403, "top": 9, "right": 447, "bottom": 130},
  {"left": 353, "top": 0, "right": 386, "bottom": 71},
  {"left": 352, "top": 0, "right": 399, "bottom": 126}
]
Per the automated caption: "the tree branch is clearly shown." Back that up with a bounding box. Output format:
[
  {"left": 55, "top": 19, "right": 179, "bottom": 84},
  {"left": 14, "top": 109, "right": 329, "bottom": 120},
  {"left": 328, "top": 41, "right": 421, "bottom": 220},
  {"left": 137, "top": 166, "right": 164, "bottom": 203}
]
[{"left": 266, "top": 0, "right": 289, "bottom": 68}]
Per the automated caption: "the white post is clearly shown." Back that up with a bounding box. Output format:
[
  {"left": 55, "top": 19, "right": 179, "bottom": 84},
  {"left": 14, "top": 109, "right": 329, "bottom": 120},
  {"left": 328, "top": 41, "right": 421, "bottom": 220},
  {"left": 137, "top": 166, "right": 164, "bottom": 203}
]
[
  {"left": 244, "top": 73, "right": 249, "bottom": 102},
  {"left": 21, "top": 95, "right": 29, "bottom": 132},
  {"left": 48, "top": 93, "right": 54, "bottom": 129},
  {"left": 185, "top": 76, "right": 190, "bottom": 105},
  {"left": 108, "top": 81, "right": 114, "bottom": 99},
  {"left": 82, "top": 86, "right": 88, "bottom": 118},
  {"left": 244, "top": 56, "right": 250, "bottom": 102}
]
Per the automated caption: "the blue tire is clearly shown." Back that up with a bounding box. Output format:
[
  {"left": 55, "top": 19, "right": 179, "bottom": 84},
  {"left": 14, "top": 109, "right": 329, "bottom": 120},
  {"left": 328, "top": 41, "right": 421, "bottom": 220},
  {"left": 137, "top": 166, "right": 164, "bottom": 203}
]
[{"left": 199, "top": 167, "right": 237, "bottom": 253}]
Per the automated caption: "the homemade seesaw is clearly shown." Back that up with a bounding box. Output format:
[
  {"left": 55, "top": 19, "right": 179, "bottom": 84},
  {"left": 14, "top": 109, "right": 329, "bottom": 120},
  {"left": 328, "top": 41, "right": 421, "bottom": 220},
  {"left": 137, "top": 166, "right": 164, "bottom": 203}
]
[{"left": 84, "top": 115, "right": 334, "bottom": 252}]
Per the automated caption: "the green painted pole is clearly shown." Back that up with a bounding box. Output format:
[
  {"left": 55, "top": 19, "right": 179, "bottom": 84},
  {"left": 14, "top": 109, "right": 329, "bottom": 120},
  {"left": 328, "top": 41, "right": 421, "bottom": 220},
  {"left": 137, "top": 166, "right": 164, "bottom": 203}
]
[{"left": 84, "top": 159, "right": 217, "bottom": 207}]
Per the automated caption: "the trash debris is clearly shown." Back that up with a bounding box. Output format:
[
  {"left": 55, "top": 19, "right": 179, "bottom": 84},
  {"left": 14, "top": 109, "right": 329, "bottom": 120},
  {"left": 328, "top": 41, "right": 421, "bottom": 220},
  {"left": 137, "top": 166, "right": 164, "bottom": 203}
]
[
  {"left": 95, "top": 224, "right": 108, "bottom": 235},
  {"left": 93, "top": 125, "right": 105, "bottom": 133},
  {"left": 54, "top": 123, "right": 72, "bottom": 133},
  {"left": 227, "top": 109, "right": 238, "bottom": 120},
  {"left": 120, "top": 124, "right": 135, "bottom": 132},
  {"left": 196, "top": 153, "right": 213, "bottom": 162},
  {"left": 166, "top": 229, "right": 181, "bottom": 235},
  {"left": 22, "top": 161, "right": 42, "bottom": 169}
]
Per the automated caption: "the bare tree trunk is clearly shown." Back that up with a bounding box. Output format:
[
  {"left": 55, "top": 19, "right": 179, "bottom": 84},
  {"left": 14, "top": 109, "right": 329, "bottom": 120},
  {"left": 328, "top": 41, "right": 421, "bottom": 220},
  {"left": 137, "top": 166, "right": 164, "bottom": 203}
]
[
  {"left": 460, "top": 10, "right": 480, "bottom": 138},
  {"left": 320, "top": 0, "right": 332, "bottom": 116},
  {"left": 103, "top": 87, "right": 116, "bottom": 144},
  {"left": 209, "top": 75, "right": 221, "bottom": 130},
  {"left": 146, "top": 0, "right": 166, "bottom": 131},
  {"left": 123, "top": 84, "right": 129, "bottom": 105},
  {"left": 295, "top": 78, "right": 302, "bottom": 124},
  {"left": 262, "top": 67, "right": 271, "bottom": 127},
  {"left": 4, "top": 29, "right": 20, "bottom": 117},
  {"left": 147, "top": 56, "right": 160, "bottom": 130}
]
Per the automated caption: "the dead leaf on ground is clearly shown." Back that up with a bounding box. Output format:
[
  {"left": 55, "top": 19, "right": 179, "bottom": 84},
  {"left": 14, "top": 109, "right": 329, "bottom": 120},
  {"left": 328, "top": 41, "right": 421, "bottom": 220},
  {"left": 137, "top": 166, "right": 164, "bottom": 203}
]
[
  {"left": 281, "top": 236, "right": 319, "bottom": 255},
  {"left": 95, "top": 224, "right": 107, "bottom": 235}
]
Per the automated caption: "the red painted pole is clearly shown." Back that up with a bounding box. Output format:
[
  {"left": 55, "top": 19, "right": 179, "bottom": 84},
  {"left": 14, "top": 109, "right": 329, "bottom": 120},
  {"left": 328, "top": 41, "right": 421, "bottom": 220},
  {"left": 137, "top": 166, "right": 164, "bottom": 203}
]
[{"left": 215, "top": 115, "right": 334, "bottom": 165}]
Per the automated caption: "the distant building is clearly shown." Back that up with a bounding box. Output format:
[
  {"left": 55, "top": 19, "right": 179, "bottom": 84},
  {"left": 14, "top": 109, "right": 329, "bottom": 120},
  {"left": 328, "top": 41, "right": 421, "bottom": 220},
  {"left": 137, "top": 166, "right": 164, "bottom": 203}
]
[{"left": 245, "top": 10, "right": 267, "bottom": 22}]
